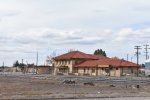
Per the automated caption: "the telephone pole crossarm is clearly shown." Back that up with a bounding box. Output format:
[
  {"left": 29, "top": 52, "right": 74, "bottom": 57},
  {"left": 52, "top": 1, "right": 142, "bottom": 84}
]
[{"left": 134, "top": 46, "right": 142, "bottom": 65}]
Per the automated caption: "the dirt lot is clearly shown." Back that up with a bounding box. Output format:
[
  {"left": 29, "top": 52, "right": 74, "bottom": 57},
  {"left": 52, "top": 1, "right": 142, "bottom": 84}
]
[{"left": 0, "top": 74, "right": 150, "bottom": 100}]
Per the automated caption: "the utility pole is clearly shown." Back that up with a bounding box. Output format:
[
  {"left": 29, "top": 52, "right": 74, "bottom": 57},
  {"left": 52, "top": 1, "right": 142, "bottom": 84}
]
[
  {"left": 144, "top": 44, "right": 150, "bottom": 60},
  {"left": 22, "top": 59, "right": 23, "bottom": 65},
  {"left": 3, "top": 61, "right": 4, "bottom": 73},
  {"left": 22, "top": 59, "right": 24, "bottom": 74},
  {"left": 127, "top": 54, "right": 129, "bottom": 61},
  {"left": 26, "top": 61, "right": 28, "bottom": 74},
  {"left": 36, "top": 51, "right": 38, "bottom": 74},
  {"left": 134, "top": 46, "right": 142, "bottom": 77},
  {"left": 36, "top": 51, "right": 38, "bottom": 66},
  {"left": 134, "top": 46, "right": 142, "bottom": 65}
]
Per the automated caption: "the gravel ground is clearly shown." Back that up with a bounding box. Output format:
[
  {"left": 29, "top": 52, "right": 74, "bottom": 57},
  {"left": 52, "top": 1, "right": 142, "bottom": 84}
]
[
  {"left": 0, "top": 73, "right": 150, "bottom": 100},
  {"left": 67, "top": 97, "right": 150, "bottom": 100}
]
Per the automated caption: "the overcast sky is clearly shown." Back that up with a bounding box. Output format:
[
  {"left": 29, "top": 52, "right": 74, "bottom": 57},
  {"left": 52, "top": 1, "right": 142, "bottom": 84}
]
[{"left": 0, "top": 0, "right": 150, "bottom": 66}]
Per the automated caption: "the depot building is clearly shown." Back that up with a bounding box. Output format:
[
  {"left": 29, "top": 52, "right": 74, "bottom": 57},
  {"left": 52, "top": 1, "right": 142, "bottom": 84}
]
[{"left": 53, "top": 51, "right": 140, "bottom": 77}]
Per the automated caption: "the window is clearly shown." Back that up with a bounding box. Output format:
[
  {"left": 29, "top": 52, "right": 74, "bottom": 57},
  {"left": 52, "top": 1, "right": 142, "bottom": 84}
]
[
  {"left": 75, "top": 60, "right": 79, "bottom": 64},
  {"left": 110, "top": 67, "right": 113, "bottom": 70},
  {"left": 65, "top": 60, "right": 67, "bottom": 64},
  {"left": 131, "top": 69, "right": 133, "bottom": 73},
  {"left": 75, "top": 61, "right": 77, "bottom": 64},
  {"left": 61, "top": 61, "right": 63, "bottom": 64},
  {"left": 68, "top": 60, "right": 70, "bottom": 64},
  {"left": 87, "top": 68, "right": 89, "bottom": 73},
  {"left": 74, "top": 68, "right": 78, "bottom": 73},
  {"left": 56, "top": 61, "right": 58, "bottom": 65},
  {"left": 84, "top": 68, "right": 86, "bottom": 73},
  {"left": 92, "top": 69, "right": 95, "bottom": 73}
]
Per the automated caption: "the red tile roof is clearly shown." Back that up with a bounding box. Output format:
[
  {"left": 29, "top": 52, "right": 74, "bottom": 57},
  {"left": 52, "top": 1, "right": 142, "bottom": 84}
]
[
  {"left": 87, "top": 54, "right": 109, "bottom": 60},
  {"left": 54, "top": 51, "right": 139, "bottom": 68},
  {"left": 75, "top": 59, "right": 139, "bottom": 68},
  {"left": 54, "top": 51, "right": 108, "bottom": 60}
]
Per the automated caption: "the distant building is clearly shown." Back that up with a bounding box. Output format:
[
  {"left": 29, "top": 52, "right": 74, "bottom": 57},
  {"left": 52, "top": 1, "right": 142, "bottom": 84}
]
[
  {"left": 145, "top": 60, "right": 150, "bottom": 70},
  {"left": 53, "top": 51, "right": 140, "bottom": 77},
  {"left": 27, "top": 65, "right": 52, "bottom": 74},
  {"left": 145, "top": 60, "right": 150, "bottom": 76}
]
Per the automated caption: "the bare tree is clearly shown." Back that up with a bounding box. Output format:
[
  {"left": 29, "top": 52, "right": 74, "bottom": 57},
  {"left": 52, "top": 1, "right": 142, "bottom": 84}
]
[
  {"left": 46, "top": 51, "right": 57, "bottom": 66},
  {"left": 68, "top": 48, "right": 77, "bottom": 53}
]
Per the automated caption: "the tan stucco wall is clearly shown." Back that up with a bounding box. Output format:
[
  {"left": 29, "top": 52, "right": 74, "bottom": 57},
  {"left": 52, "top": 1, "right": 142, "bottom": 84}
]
[
  {"left": 75, "top": 68, "right": 97, "bottom": 76},
  {"left": 109, "top": 68, "right": 121, "bottom": 77},
  {"left": 53, "top": 59, "right": 139, "bottom": 77},
  {"left": 120, "top": 67, "right": 138, "bottom": 76},
  {"left": 97, "top": 68, "right": 110, "bottom": 76},
  {"left": 78, "top": 68, "right": 84, "bottom": 75},
  {"left": 110, "top": 68, "right": 116, "bottom": 76},
  {"left": 116, "top": 68, "right": 121, "bottom": 76},
  {"left": 54, "top": 59, "right": 88, "bottom": 74},
  {"left": 75, "top": 67, "right": 137, "bottom": 77},
  {"left": 54, "top": 60, "right": 75, "bottom": 74}
]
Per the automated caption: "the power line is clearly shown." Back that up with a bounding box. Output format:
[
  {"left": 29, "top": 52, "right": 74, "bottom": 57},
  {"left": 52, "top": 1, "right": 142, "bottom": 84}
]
[
  {"left": 144, "top": 44, "right": 150, "bottom": 60},
  {"left": 0, "top": 49, "right": 38, "bottom": 67},
  {"left": 0, "top": 49, "right": 36, "bottom": 53}
]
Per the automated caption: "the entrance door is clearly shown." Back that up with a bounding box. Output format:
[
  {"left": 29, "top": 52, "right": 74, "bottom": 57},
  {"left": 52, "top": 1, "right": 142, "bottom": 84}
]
[
  {"left": 59, "top": 68, "right": 68, "bottom": 73},
  {"left": 105, "top": 68, "right": 110, "bottom": 76}
]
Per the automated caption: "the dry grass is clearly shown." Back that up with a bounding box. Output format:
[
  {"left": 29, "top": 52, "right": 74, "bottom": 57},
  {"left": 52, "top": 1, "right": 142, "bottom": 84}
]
[{"left": 0, "top": 75, "right": 150, "bottom": 99}]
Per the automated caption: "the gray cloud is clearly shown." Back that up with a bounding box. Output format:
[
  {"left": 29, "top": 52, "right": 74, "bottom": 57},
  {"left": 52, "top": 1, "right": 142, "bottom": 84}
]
[
  {"left": 54, "top": 37, "right": 104, "bottom": 45},
  {"left": 0, "top": 34, "right": 13, "bottom": 43},
  {"left": 63, "top": 36, "right": 83, "bottom": 40},
  {"left": 133, "top": 6, "right": 150, "bottom": 12},
  {"left": 93, "top": 9, "right": 106, "bottom": 13},
  {"left": 0, "top": 10, "right": 21, "bottom": 18},
  {"left": 42, "top": 33, "right": 59, "bottom": 39},
  {"left": 12, "top": 36, "right": 47, "bottom": 45}
]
